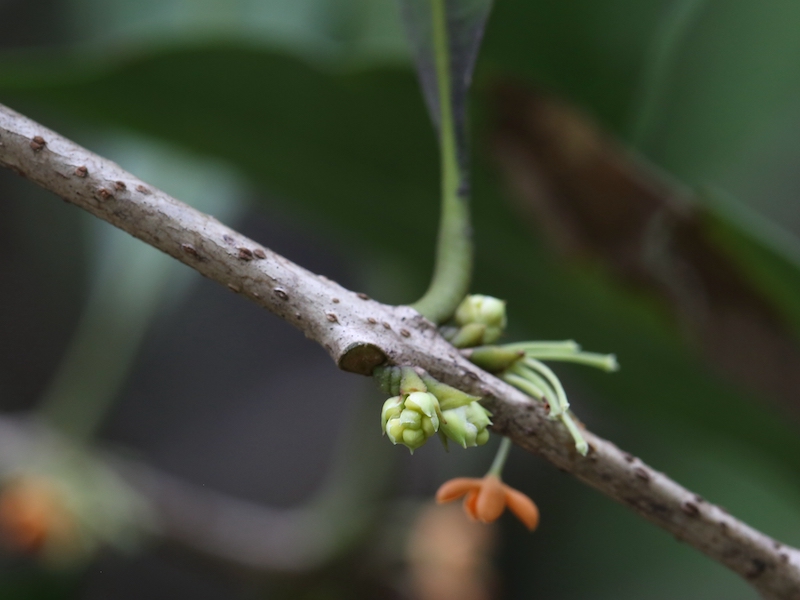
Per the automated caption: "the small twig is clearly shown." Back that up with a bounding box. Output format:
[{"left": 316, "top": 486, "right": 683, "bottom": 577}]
[{"left": 1, "top": 103, "right": 799, "bottom": 598}]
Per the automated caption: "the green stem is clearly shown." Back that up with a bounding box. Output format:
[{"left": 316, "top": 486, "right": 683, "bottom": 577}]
[
  {"left": 502, "top": 372, "right": 547, "bottom": 402},
  {"left": 487, "top": 436, "right": 512, "bottom": 477},
  {"left": 560, "top": 411, "right": 588, "bottom": 456},
  {"left": 410, "top": 0, "right": 473, "bottom": 324},
  {"left": 37, "top": 298, "right": 146, "bottom": 440},
  {"left": 521, "top": 358, "right": 570, "bottom": 413},
  {"left": 506, "top": 364, "right": 562, "bottom": 417},
  {"left": 38, "top": 236, "right": 173, "bottom": 440},
  {"left": 503, "top": 340, "right": 580, "bottom": 353},
  {"left": 524, "top": 350, "right": 619, "bottom": 372}
]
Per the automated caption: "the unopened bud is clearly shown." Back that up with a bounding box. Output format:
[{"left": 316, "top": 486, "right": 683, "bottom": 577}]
[
  {"left": 383, "top": 391, "right": 441, "bottom": 453},
  {"left": 451, "top": 295, "right": 507, "bottom": 346},
  {"left": 440, "top": 401, "right": 492, "bottom": 448},
  {"left": 381, "top": 396, "right": 403, "bottom": 431},
  {"left": 455, "top": 295, "right": 506, "bottom": 329}
]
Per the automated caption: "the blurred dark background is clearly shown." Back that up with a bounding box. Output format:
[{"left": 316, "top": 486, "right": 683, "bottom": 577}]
[{"left": 2, "top": 1, "right": 800, "bottom": 599}]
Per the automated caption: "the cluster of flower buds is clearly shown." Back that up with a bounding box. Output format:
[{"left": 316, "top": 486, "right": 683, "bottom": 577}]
[
  {"left": 375, "top": 366, "right": 492, "bottom": 453},
  {"left": 441, "top": 294, "right": 617, "bottom": 457},
  {"left": 441, "top": 294, "right": 507, "bottom": 348},
  {"left": 381, "top": 391, "right": 440, "bottom": 451}
]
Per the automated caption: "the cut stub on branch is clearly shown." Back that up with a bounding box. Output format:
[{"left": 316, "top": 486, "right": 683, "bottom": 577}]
[{"left": 490, "top": 82, "right": 800, "bottom": 418}]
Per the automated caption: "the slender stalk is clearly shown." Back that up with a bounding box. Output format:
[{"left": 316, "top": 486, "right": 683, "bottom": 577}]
[
  {"left": 502, "top": 371, "right": 548, "bottom": 402},
  {"left": 487, "top": 436, "right": 512, "bottom": 477},
  {"left": 503, "top": 340, "right": 580, "bottom": 352},
  {"left": 519, "top": 358, "right": 570, "bottom": 413},
  {"left": 410, "top": 0, "right": 473, "bottom": 324},
  {"left": 560, "top": 412, "right": 588, "bottom": 456},
  {"left": 502, "top": 372, "right": 547, "bottom": 402},
  {"left": 524, "top": 350, "right": 619, "bottom": 372},
  {"left": 37, "top": 298, "right": 145, "bottom": 440},
  {"left": 38, "top": 234, "right": 172, "bottom": 440},
  {"left": 507, "top": 364, "right": 559, "bottom": 412}
]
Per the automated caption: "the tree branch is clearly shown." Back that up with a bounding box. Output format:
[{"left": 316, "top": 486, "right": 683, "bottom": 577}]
[{"left": 1, "top": 102, "right": 799, "bottom": 599}]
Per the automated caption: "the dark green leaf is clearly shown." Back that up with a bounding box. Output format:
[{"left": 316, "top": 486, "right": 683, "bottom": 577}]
[{"left": 398, "top": 0, "right": 492, "bottom": 159}]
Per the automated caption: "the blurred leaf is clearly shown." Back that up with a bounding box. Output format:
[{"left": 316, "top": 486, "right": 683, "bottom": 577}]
[
  {"left": 398, "top": 0, "right": 492, "bottom": 157},
  {"left": 626, "top": 0, "right": 711, "bottom": 147},
  {"left": 641, "top": 1, "right": 800, "bottom": 185},
  {"left": 701, "top": 189, "right": 800, "bottom": 345},
  {"left": 490, "top": 84, "right": 800, "bottom": 416},
  {"left": 65, "top": 0, "right": 408, "bottom": 66},
  {"left": 480, "top": 0, "right": 675, "bottom": 131},
  {"left": 479, "top": 1, "right": 800, "bottom": 209},
  {"left": 0, "top": 568, "right": 79, "bottom": 600},
  {"left": 1, "top": 42, "right": 799, "bottom": 483}
]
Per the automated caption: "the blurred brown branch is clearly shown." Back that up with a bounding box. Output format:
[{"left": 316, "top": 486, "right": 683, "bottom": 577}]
[
  {"left": 491, "top": 82, "right": 800, "bottom": 418},
  {"left": 1, "top": 102, "right": 799, "bottom": 599},
  {"left": 0, "top": 416, "right": 376, "bottom": 573}
]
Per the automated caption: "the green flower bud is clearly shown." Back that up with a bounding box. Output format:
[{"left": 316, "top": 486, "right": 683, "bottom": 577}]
[
  {"left": 383, "top": 391, "right": 441, "bottom": 453},
  {"left": 404, "top": 390, "right": 437, "bottom": 417},
  {"left": 440, "top": 401, "right": 492, "bottom": 448},
  {"left": 452, "top": 295, "right": 507, "bottom": 345},
  {"left": 475, "top": 428, "right": 490, "bottom": 446},
  {"left": 381, "top": 396, "right": 403, "bottom": 431},
  {"left": 455, "top": 295, "right": 506, "bottom": 329},
  {"left": 399, "top": 408, "right": 422, "bottom": 429},
  {"left": 402, "top": 428, "right": 426, "bottom": 448}
]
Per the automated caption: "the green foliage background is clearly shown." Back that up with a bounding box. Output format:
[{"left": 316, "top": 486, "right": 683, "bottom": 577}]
[{"left": 3, "top": 0, "right": 800, "bottom": 598}]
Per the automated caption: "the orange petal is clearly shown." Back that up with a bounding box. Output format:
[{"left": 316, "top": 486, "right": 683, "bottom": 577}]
[
  {"left": 435, "top": 478, "right": 482, "bottom": 504},
  {"left": 0, "top": 477, "right": 70, "bottom": 553},
  {"left": 475, "top": 475, "right": 506, "bottom": 523},
  {"left": 462, "top": 489, "right": 480, "bottom": 520},
  {"left": 504, "top": 486, "right": 540, "bottom": 531}
]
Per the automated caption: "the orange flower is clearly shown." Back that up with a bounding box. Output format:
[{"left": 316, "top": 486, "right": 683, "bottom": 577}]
[
  {"left": 0, "top": 476, "right": 75, "bottom": 554},
  {"left": 435, "top": 475, "right": 539, "bottom": 531}
]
